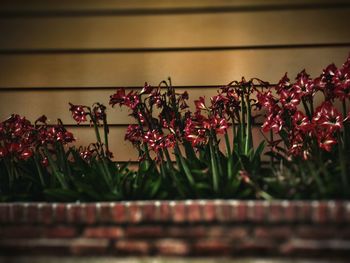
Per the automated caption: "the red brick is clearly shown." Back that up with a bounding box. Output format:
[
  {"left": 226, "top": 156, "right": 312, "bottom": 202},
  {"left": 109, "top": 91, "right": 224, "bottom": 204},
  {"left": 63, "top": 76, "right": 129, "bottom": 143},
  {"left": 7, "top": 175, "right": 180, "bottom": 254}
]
[
  {"left": 268, "top": 202, "right": 283, "bottom": 222},
  {"left": 234, "top": 202, "right": 247, "bottom": 221},
  {"left": 0, "top": 226, "right": 42, "bottom": 238},
  {"left": 54, "top": 204, "right": 66, "bottom": 223},
  {"left": 39, "top": 204, "right": 53, "bottom": 224},
  {"left": 312, "top": 202, "right": 328, "bottom": 223},
  {"left": 218, "top": 203, "right": 232, "bottom": 222},
  {"left": 9, "top": 203, "right": 25, "bottom": 223},
  {"left": 129, "top": 203, "right": 142, "bottom": 223},
  {"left": 254, "top": 226, "right": 292, "bottom": 240},
  {"left": 328, "top": 201, "right": 345, "bottom": 223},
  {"left": 202, "top": 201, "right": 216, "bottom": 222},
  {"left": 83, "top": 204, "right": 97, "bottom": 224},
  {"left": 113, "top": 203, "right": 127, "bottom": 223},
  {"left": 187, "top": 202, "right": 202, "bottom": 222},
  {"left": 296, "top": 202, "right": 312, "bottom": 222},
  {"left": 115, "top": 240, "right": 150, "bottom": 255},
  {"left": 126, "top": 226, "right": 163, "bottom": 238},
  {"left": 283, "top": 201, "right": 296, "bottom": 222},
  {"left": 70, "top": 238, "right": 109, "bottom": 255},
  {"left": 227, "top": 227, "right": 249, "bottom": 239},
  {"left": 248, "top": 201, "right": 266, "bottom": 222},
  {"left": 0, "top": 205, "right": 9, "bottom": 223},
  {"left": 159, "top": 202, "right": 171, "bottom": 221},
  {"left": 67, "top": 204, "right": 82, "bottom": 224},
  {"left": 84, "top": 227, "right": 124, "bottom": 238},
  {"left": 193, "top": 240, "right": 231, "bottom": 256},
  {"left": 142, "top": 203, "right": 157, "bottom": 222},
  {"left": 99, "top": 203, "right": 113, "bottom": 223},
  {"left": 43, "top": 226, "right": 77, "bottom": 238},
  {"left": 27, "top": 204, "right": 39, "bottom": 223},
  {"left": 172, "top": 202, "right": 186, "bottom": 223},
  {"left": 155, "top": 239, "right": 190, "bottom": 256},
  {"left": 280, "top": 239, "right": 350, "bottom": 257}
]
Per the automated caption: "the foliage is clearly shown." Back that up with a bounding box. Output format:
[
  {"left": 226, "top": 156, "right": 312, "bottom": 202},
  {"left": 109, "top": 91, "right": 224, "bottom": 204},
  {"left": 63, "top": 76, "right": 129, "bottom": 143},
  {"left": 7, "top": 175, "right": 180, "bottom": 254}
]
[{"left": 1, "top": 55, "right": 350, "bottom": 201}]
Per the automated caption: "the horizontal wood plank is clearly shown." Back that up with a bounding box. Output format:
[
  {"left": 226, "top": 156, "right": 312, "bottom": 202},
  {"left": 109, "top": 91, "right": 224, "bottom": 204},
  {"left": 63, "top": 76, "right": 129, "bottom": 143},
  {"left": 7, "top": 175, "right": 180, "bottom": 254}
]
[
  {"left": 0, "top": 8, "right": 349, "bottom": 49},
  {"left": 0, "top": 48, "right": 348, "bottom": 87},
  {"left": 0, "top": 0, "right": 347, "bottom": 13}
]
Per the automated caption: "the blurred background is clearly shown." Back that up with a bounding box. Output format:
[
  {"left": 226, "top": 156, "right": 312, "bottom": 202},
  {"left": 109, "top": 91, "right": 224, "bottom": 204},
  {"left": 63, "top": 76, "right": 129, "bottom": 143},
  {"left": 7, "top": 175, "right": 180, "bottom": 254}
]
[{"left": 0, "top": 0, "right": 349, "bottom": 163}]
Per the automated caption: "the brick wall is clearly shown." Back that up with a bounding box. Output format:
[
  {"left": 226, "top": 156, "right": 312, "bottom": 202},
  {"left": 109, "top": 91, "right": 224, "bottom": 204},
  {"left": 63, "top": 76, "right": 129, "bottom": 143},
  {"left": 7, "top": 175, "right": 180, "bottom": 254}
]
[{"left": 0, "top": 201, "right": 349, "bottom": 258}]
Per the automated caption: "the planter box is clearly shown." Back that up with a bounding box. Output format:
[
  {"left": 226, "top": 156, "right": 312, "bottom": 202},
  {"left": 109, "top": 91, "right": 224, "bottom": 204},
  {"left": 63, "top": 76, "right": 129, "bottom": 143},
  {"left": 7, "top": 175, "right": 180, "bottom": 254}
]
[{"left": 0, "top": 200, "right": 349, "bottom": 258}]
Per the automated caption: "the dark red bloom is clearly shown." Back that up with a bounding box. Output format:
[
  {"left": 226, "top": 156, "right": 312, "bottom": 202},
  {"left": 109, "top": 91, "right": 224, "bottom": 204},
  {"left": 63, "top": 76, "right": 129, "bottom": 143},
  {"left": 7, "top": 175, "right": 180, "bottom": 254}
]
[
  {"left": 293, "top": 70, "right": 315, "bottom": 98},
  {"left": 257, "top": 90, "right": 276, "bottom": 112},
  {"left": 317, "top": 130, "right": 337, "bottom": 152},
  {"left": 20, "top": 148, "right": 33, "bottom": 160},
  {"left": 143, "top": 130, "right": 175, "bottom": 154},
  {"left": 109, "top": 88, "right": 126, "bottom": 107},
  {"left": 333, "top": 66, "right": 350, "bottom": 101},
  {"left": 194, "top": 97, "right": 207, "bottom": 111},
  {"left": 0, "top": 147, "right": 8, "bottom": 158},
  {"left": 279, "top": 89, "right": 300, "bottom": 111},
  {"left": 125, "top": 124, "right": 143, "bottom": 145},
  {"left": 69, "top": 103, "right": 88, "bottom": 124},
  {"left": 262, "top": 110, "right": 284, "bottom": 133},
  {"left": 313, "top": 102, "right": 343, "bottom": 133},
  {"left": 275, "top": 73, "right": 291, "bottom": 93},
  {"left": 292, "top": 111, "right": 313, "bottom": 133},
  {"left": 140, "top": 82, "right": 153, "bottom": 95}
]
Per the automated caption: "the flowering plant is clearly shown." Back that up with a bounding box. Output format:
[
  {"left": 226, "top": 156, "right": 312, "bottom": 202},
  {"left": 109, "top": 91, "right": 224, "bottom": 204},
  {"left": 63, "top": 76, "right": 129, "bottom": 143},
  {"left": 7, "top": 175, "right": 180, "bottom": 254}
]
[{"left": 1, "top": 55, "right": 349, "bottom": 201}]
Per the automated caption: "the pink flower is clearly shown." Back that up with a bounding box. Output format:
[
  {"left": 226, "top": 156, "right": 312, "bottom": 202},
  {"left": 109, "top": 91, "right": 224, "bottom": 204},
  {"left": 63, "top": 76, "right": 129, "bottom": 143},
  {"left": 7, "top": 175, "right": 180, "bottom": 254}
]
[
  {"left": 109, "top": 88, "right": 126, "bottom": 107},
  {"left": 143, "top": 130, "right": 175, "bottom": 154},
  {"left": 257, "top": 90, "right": 276, "bottom": 111}
]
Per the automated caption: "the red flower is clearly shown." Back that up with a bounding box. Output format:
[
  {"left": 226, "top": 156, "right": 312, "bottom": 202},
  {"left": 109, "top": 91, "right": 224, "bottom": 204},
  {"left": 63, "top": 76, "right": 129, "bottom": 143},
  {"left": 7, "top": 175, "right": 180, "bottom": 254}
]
[
  {"left": 0, "top": 147, "right": 8, "bottom": 158},
  {"left": 125, "top": 124, "right": 143, "bottom": 145},
  {"left": 279, "top": 89, "right": 300, "bottom": 111},
  {"left": 109, "top": 88, "right": 126, "bottom": 107},
  {"left": 262, "top": 110, "right": 284, "bottom": 133},
  {"left": 20, "top": 148, "right": 33, "bottom": 160},
  {"left": 184, "top": 117, "right": 208, "bottom": 147},
  {"left": 333, "top": 66, "right": 350, "bottom": 101},
  {"left": 143, "top": 130, "right": 175, "bottom": 154},
  {"left": 194, "top": 97, "right": 207, "bottom": 111},
  {"left": 317, "top": 130, "right": 337, "bottom": 152},
  {"left": 69, "top": 103, "right": 88, "bottom": 124},
  {"left": 209, "top": 116, "right": 228, "bottom": 134},
  {"left": 293, "top": 70, "right": 315, "bottom": 98},
  {"left": 140, "top": 82, "right": 153, "bottom": 95},
  {"left": 257, "top": 90, "right": 276, "bottom": 112},
  {"left": 292, "top": 111, "right": 313, "bottom": 133},
  {"left": 275, "top": 73, "right": 291, "bottom": 93},
  {"left": 313, "top": 102, "right": 343, "bottom": 133}
]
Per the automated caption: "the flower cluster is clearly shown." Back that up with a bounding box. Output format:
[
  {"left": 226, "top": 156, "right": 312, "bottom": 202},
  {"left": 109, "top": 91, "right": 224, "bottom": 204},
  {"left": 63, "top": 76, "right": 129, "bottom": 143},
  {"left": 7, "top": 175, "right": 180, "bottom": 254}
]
[
  {"left": 258, "top": 54, "right": 350, "bottom": 158},
  {"left": 0, "top": 114, "right": 75, "bottom": 163}
]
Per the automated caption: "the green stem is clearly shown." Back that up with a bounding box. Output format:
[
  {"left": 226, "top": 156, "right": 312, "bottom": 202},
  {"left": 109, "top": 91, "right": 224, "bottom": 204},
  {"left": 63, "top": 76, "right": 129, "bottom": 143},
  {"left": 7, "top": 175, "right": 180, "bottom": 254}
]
[
  {"left": 34, "top": 154, "right": 46, "bottom": 187},
  {"left": 43, "top": 146, "right": 68, "bottom": 189},
  {"left": 174, "top": 144, "right": 195, "bottom": 188},
  {"left": 224, "top": 132, "right": 231, "bottom": 157},
  {"left": 245, "top": 94, "right": 253, "bottom": 155},
  {"left": 240, "top": 94, "right": 246, "bottom": 154},
  {"left": 209, "top": 138, "right": 219, "bottom": 193},
  {"left": 302, "top": 99, "right": 311, "bottom": 120},
  {"left": 338, "top": 132, "right": 348, "bottom": 197}
]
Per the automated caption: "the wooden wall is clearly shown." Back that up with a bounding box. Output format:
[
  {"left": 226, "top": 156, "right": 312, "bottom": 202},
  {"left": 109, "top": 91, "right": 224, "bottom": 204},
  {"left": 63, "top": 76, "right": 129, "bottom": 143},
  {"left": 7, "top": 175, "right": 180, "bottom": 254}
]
[{"left": 0, "top": 0, "right": 349, "bottom": 161}]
